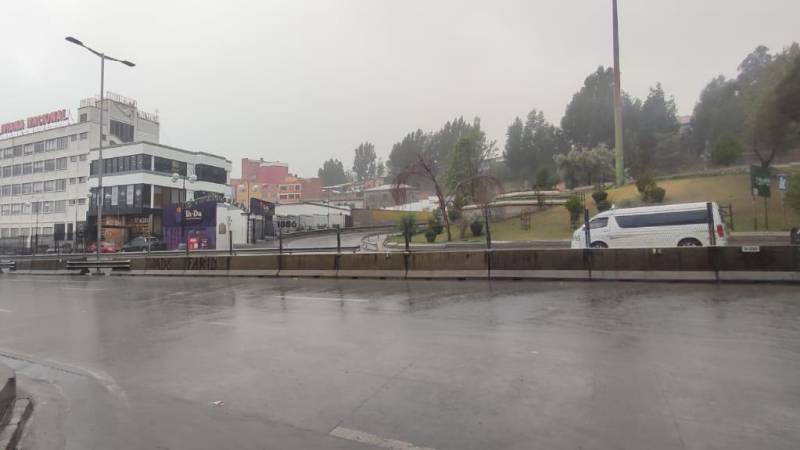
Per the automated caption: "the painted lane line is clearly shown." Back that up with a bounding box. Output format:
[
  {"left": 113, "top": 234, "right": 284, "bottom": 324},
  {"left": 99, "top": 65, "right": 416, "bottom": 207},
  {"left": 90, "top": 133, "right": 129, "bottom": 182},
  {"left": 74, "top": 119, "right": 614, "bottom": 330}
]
[
  {"left": 63, "top": 287, "right": 107, "bottom": 291},
  {"left": 278, "top": 295, "right": 369, "bottom": 303},
  {"left": 329, "top": 426, "right": 436, "bottom": 450},
  {"left": 0, "top": 308, "right": 13, "bottom": 313}
]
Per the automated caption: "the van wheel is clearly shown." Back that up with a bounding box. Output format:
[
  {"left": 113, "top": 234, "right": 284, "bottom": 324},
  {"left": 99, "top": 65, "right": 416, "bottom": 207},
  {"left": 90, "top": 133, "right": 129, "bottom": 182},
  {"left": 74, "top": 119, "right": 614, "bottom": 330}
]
[
  {"left": 590, "top": 241, "right": 608, "bottom": 249},
  {"left": 678, "top": 238, "right": 702, "bottom": 247}
]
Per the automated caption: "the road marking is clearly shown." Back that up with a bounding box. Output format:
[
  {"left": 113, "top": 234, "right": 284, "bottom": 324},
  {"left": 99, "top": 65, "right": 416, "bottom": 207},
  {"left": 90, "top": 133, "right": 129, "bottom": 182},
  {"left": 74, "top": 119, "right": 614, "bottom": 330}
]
[
  {"left": 0, "top": 308, "right": 13, "bottom": 313},
  {"left": 278, "top": 295, "right": 369, "bottom": 303},
  {"left": 330, "top": 427, "right": 436, "bottom": 450},
  {"left": 63, "top": 287, "right": 107, "bottom": 291}
]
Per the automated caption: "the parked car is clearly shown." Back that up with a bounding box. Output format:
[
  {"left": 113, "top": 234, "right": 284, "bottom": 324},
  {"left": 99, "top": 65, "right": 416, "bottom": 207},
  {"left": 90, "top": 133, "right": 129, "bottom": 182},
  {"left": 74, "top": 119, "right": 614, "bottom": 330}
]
[
  {"left": 571, "top": 202, "right": 728, "bottom": 249},
  {"left": 86, "top": 241, "right": 119, "bottom": 253},
  {"left": 121, "top": 236, "right": 166, "bottom": 252}
]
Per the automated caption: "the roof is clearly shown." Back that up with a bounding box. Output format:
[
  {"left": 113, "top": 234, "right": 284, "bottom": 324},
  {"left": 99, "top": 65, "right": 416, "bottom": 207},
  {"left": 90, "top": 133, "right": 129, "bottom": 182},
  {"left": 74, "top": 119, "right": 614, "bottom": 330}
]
[
  {"left": 596, "top": 202, "right": 713, "bottom": 218},
  {"left": 363, "top": 184, "right": 415, "bottom": 192}
]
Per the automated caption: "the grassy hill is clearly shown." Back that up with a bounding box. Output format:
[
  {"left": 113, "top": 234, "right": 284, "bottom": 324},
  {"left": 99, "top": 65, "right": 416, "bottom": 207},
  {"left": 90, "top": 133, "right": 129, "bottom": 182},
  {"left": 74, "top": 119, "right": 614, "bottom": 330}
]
[{"left": 393, "top": 171, "right": 799, "bottom": 244}]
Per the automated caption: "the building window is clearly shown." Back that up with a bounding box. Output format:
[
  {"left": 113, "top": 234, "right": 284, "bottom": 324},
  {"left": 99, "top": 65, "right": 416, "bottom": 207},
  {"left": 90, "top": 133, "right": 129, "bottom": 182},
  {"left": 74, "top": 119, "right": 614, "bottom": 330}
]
[
  {"left": 68, "top": 199, "right": 76, "bottom": 206},
  {"left": 56, "top": 157, "right": 68, "bottom": 170},
  {"left": 80, "top": 113, "right": 87, "bottom": 123},
  {"left": 195, "top": 164, "right": 227, "bottom": 184},
  {"left": 12, "top": 164, "right": 21, "bottom": 176},
  {"left": 80, "top": 154, "right": 87, "bottom": 161},
  {"left": 23, "top": 144, "right": 34, "bottom": 155},
  {"left": 0, "top": 185, "right": 9, "bottom": 197},
  {"left": 11, "top": 204, "right": 21, "bottom": 215},
  {"left": 34, "top": 141, "right": 44, "bottom": 153},
  {"left": 22, "top": 183, "right": 31, "bottom": 195},
  {"left": 32, "top": 182, "right": 43, "bottom": 193},
  {"left": 11, "top": 184, "right": 21, "bottom": 195},
  {"left": 44, "top": 139, "right": 58, "bottom": 152},
  {"left": 79, "top": 132, "right": 88, "bottom": 140},
  {"left": 109, "top": 120, "right": 135, "bottom": 143},
  {"left": 77, "top": 198, "right": 86, "bottom": 205},
  {"left": 154, "top": 157, "right": 186, "bottom": 176},
  {"left": 70, "top": 134, "right": 77, "bottom": 142},
  {"left": 69, "top": 177, "right": 76, "bottom": 184},
  {"left": 0, "top": 166, "right": 9, "bottom": 178},
  {"left": 33, "top": 161, "right": 43, "bottom": 173},
  {"left": 42, "top": 201, "right": 53, "bottom": 214},
  {"left": 44, "top": 159, "right": 55, "bottom": 172},
  {"left": 70, "top": 155, "right": 77, "bottom": 162},
  {"left": 56, "top": 179, "right": 66, "bottom": 192},
  {"left": 78, "top": 177, "right": 86, "bottom": 184},
  {"left": 44, "top": 180, "right": 55, "bottom": 192},
  {"left": 54, "top": 200, "right": 66, "bottom": 213},
  {"left": 22, "top": 163, "right": 32, "bottom": 175}
]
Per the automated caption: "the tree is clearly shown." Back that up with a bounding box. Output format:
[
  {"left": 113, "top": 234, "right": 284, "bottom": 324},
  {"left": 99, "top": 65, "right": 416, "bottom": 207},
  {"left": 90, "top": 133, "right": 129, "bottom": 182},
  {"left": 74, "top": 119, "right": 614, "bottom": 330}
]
[
  {"left": 376, "top": 158, "right": 386, "bottom": 178},
  {"left": 352, "top": 142, "right": 377, "bottom": 181},
  {"left": 775, "top": 56, "right": 800, "bottom": 121},
  {"left": 636, "top": 83, "right": 680, "bottom": 172},
  {"left": 388, "top": 130, "right": 426, "bottom": 176},
  {"left": 503, "top": 117, "right": 525, "bottom": 181},
  {"left": 444, "top": 122, "right": 496, "bottom": 201},
  {"left": 711, "top": 135, "right": 744, "bottom": 166},
  {"left": 554, "top": 146, "right": 614, "bottom": 189},
  {"left": 691, "top": 75, "right": 747, "bottom": 155},
  {"left": 317, "top": 158, "right": 348, "bottom": 186},
  {"left": 562, "top": 67, "right": 616, "bottom": 149},
  {"left": 393, "top": 154, "right": 452, "bottom": 242}
]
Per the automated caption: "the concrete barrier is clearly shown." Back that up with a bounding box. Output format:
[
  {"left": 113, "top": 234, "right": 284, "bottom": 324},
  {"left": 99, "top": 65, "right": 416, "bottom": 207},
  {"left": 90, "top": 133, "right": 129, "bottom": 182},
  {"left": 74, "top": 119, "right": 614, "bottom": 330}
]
[
  {"left": 0, "top": 363, "right": 14, "bottom": 419},
  {"left": 490, "top": 249, "right": 588, "bottom": 280},
  {"left": 279, "top": 254, "right": 338, "bottom": 278},
  {"left": 228, "top": 255, "right": 279, "bottom": 277},
  {"left": 338, "top": 252, "right": 406, "bottom": 279},
  {"left": 9, "top": 246, "right": 800, "bottom": 283},
  {"left": 589, "top": 248, "right": 717, "bottom": 281},
  {"left": 406, "top": 251, "right": 488, "bottom": 279}
]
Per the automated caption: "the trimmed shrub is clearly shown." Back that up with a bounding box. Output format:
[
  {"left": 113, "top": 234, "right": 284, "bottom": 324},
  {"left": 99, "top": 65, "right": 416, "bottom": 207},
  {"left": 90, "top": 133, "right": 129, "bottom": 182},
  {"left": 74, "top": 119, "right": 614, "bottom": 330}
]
[
  {"left": 597, "top": 199, "right": 612, "bottom": 212},
  {"left": 647, "top": 186, "right": 666, "bottom": 203},
  {"left": 424, "top": 229, "right": 438, "bottom": 243},
  {"left": 591, "top": 190, "right": 608, "bottom": 204},
  {"left": 470, "top": 218, "right": 484, "bottom": 237}
]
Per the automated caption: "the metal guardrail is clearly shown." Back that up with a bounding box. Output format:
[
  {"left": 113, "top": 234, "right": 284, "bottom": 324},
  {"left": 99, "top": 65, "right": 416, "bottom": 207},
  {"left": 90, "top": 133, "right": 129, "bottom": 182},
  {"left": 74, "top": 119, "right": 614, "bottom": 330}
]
[
  {"left": 0, "top": 260, "right": 15, "bottom": 272},
  {"left": 66, "top": 259, "right": 131, "bottom": 271}
]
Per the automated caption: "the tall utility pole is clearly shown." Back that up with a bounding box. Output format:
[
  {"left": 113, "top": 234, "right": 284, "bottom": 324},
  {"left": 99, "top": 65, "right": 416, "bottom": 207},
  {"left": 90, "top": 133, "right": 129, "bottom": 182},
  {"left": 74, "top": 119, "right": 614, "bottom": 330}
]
[
  {"left": 65, "top": 36, "right": 135, "bottom": 261},
  {"left": 612, "top": 0, "right": 625, "bottom": 186}
]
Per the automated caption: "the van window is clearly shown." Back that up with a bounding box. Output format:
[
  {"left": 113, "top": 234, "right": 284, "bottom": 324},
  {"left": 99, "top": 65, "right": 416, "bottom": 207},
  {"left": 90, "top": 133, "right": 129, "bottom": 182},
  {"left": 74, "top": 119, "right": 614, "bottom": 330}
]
[
  {"left": 616, "top": 210, "right": 708, "bottom": 228},
  {"left": 589, "top": 218, "right": 608, "bottom": 229}
]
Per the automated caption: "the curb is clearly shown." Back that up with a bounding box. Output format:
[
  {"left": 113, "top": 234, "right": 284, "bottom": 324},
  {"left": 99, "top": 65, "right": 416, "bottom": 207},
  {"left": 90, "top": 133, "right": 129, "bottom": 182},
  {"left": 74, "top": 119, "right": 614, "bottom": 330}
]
[{"left": 0, "top": 362, "right": 32, "bottom": 450}]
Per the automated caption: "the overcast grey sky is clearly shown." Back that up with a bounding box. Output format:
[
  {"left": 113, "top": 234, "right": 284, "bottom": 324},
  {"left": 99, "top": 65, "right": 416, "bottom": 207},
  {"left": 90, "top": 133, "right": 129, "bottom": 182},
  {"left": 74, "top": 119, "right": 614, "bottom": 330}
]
[{"left": 2, "top": 0, "right": 798, "bottom": 178}]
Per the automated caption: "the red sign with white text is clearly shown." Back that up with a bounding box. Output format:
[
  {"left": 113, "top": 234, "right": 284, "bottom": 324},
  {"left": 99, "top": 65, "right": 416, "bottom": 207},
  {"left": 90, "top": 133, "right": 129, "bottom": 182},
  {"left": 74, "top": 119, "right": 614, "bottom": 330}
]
[{"left": 1, "top": 109, "right": 68, "bottom": 136}]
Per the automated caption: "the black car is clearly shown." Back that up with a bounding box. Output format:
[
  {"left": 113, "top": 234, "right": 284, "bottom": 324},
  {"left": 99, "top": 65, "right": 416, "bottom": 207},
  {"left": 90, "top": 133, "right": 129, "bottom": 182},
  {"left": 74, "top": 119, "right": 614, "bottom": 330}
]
[{"left": 121, "top": 236, "right": 166, "bottom": 252}]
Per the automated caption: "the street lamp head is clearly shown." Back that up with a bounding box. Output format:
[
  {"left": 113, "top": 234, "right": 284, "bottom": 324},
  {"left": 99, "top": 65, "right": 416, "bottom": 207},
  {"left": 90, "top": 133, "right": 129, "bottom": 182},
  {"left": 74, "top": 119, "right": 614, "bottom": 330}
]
[
  {"left": 121, "top": 60, "right": 135, "bottom": 67},
  {"left": 188, "top": 174, "right": 197, "bottom": 183},
  {"left": 65, "top": 36, "right": 83, "bottom": 46},
  {"left": 86, "top": 192, "right": 93, "bottom": 198},
  {"left": 171, "top": 173, "right": 180, "bottom": 183}
]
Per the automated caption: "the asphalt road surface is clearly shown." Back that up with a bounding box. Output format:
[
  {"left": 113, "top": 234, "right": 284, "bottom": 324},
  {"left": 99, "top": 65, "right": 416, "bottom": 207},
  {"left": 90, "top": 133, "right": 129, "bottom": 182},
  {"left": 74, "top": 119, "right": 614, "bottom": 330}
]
[
  {"left": 0, "top": 276, "right": 798, "bottom": 450},
  {"left": 281, "top": 230, "right": 373, "bottom": 249}
]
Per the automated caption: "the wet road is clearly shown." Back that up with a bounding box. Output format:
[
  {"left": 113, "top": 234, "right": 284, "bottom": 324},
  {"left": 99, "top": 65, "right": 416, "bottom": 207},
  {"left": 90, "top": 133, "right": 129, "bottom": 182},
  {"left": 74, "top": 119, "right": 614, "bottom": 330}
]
[
  {"left": 0, "top": 276, "right": 798, "bottom": 450},
  {"left": 281, "top": 230, "right": 373, "bottom": 249}
]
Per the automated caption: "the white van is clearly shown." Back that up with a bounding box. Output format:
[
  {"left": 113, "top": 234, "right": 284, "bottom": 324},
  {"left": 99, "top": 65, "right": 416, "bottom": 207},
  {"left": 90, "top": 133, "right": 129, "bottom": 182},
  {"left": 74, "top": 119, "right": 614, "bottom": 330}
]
[{"left": 571, "top": 202, "right": 727, "bottom": 249}]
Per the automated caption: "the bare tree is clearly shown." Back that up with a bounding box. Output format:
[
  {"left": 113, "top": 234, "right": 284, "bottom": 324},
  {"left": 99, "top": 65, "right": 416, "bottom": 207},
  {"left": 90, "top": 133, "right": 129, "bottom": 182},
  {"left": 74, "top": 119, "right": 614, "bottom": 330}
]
[
  {"left": 392, "top": 154, "right": 452, "bottom": 242},
  {"left": 451, "top": 175, "right": 504, "bottom": 247}
]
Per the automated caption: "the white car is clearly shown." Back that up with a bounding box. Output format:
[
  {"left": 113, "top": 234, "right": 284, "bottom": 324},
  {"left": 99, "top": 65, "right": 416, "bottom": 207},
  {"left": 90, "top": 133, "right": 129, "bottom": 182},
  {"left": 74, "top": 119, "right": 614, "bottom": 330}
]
[{"left": 571, "top": 202, "right": 728, "bottom": 249}]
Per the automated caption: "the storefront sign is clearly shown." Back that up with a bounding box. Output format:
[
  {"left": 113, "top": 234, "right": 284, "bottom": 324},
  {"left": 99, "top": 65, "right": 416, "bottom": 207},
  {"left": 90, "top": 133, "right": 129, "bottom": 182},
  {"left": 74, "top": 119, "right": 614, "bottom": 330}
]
[{"left": 1, "top": 109, "right": 68, "bottom": 136}]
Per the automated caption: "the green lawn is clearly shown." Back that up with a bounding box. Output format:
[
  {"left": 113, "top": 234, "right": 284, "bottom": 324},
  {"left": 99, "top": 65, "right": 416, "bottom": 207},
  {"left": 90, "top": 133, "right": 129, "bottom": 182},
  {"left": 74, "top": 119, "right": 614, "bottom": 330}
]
[{"left": 387, "top": 172, "right": 800, "bottom": 244}]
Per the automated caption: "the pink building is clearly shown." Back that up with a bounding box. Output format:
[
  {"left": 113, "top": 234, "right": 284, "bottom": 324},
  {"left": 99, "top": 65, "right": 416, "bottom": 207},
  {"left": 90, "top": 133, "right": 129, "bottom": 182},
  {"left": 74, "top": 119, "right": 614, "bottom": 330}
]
[{"left": 241, "top": 158, "right": 289, "bottom": 185}]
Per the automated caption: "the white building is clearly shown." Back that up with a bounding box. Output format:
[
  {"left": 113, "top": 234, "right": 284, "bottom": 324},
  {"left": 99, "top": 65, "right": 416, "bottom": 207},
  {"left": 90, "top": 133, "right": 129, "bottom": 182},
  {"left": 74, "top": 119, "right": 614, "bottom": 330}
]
[
  {"left": 87, "top": 141, "right": 232, "bottom": 246},
  {"left": 0, "top": 92, "right": 159, "bottom": 244}
]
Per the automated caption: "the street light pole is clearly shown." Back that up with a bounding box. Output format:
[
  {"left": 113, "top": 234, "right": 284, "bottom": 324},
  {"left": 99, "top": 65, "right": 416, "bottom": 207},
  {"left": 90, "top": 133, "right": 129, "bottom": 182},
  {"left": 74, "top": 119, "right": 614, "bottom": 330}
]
[
  {"left": 66, "top": 36, "right": 135, "bottom": 261},
  {"left": 611, "top": 0, "right": 625, "bottom": 186}
]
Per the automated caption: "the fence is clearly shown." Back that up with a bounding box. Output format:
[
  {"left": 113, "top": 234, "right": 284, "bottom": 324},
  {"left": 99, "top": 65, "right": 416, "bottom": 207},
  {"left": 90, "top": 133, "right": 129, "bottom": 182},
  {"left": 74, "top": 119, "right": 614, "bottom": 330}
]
[{"left": 0, "top": 234, "right": 88, "bottom": 256}]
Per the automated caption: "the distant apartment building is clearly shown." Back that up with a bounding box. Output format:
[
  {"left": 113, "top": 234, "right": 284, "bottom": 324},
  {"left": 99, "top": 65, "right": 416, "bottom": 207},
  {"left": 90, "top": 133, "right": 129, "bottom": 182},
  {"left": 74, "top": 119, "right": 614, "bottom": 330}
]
[{"left": 231, "top": 158, "right": 323, "bottom": 205}]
